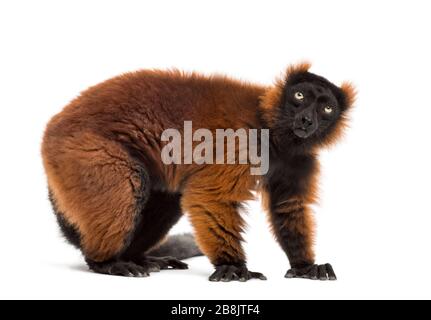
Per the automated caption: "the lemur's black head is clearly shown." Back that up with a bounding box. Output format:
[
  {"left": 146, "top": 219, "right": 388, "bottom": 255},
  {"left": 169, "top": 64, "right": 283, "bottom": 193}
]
[
  {"left": 283, "top": 70, "right": 349, "bottom": 140},
  {"left": 260, "top": 63, "right": 356, "bottom": 150}
]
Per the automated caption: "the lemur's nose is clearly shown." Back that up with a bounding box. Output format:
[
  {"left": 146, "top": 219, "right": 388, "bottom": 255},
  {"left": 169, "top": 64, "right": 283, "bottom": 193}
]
[{"left": 301, "top": 115, "right": 313, "bottom": 129}]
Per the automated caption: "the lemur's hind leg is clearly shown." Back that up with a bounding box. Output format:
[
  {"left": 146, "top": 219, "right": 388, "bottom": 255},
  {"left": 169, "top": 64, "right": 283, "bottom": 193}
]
[
  {"left": 84, "top": 190, "right": 189, "bottom": 277},
  {"left": 118, "top": 191, "right": 188, "bottom": 273},
  {"left": 44, "top": 132, "right": 183, "bottom": 277},
  {"left": 87, "top": 192, "right": 187, "bottom": 276}
]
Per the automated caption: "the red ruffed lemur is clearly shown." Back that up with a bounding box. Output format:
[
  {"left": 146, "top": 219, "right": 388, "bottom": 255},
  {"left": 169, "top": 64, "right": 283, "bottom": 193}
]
[{"left": 42, "top": 63, "right": 355, "bottom": 281}]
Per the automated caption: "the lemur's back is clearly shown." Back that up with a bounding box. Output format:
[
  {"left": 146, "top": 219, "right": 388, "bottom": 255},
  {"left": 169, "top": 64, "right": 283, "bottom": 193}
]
[{"left": 45, "top": 70, "right": 264, "bottom": 142}]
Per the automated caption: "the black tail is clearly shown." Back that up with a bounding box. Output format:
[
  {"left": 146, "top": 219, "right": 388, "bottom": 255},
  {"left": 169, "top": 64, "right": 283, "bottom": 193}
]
[{"left": 147, "top": 233, "right": 203, "bottom": 260}]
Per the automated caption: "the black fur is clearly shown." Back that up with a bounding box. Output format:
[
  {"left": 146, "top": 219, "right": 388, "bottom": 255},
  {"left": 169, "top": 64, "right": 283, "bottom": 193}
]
[
  {"left": 121, "top": 190, "right": 183, "bottom": 261},
  {"left": 260, "top": 71, "right": 345, "bottom": 280},
  {"left": 265, "top": 153, "right": 316, "bottom": 268},
  {"left": 267, "top": 71, "right": 348, "bottom": 153},
  {"left": 49, "top": 190, "right": 81, "bottom": 249},
  {"left": 286, "top": 71, "right": 348, "bottom": 110}
]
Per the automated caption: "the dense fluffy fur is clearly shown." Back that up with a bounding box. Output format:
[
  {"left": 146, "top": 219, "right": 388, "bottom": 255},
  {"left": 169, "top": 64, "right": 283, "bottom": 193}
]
[{"left": 42, "top": 63, "right": 355, "bottom": 280}]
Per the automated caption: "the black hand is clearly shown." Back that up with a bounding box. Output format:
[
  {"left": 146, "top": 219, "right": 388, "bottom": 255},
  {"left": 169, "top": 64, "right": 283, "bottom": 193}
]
[
  {"left": 209, "top": 265, "right": 267, "bottom": 282},
  {"left": 285, "top": 263, "right": 336, "bottom": 281}
]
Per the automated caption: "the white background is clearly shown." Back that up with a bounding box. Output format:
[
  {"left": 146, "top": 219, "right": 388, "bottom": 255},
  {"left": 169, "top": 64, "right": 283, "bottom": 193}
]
[{"left": 1, "top": 0, "right": 430, "bottom": 300}]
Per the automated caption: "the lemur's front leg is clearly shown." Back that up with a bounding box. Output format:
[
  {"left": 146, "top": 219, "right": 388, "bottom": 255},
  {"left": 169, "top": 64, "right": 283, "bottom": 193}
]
[
  {"left": 183, "top": 196, "right": 266, "bottom": 282},
  {"left": 265, "top": 155, "right": 337, "bottom": 281}
]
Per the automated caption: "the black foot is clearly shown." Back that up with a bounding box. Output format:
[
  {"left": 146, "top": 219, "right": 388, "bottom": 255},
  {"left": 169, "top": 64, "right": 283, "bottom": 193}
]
[
  {"left": 86, "top": 260, "right": 152, "bottom": 277},
  {"left": 86, "top": 256, "right": 188, "bottom": 278},
  {"left": 209, "top": 265, "right": 267, "bottom": 282},
  {"left": 141, "top": 256, "right": 189, "bottom": 271},
  {"left": 285, "top": 263, "right": 336, "bottom": 281}
]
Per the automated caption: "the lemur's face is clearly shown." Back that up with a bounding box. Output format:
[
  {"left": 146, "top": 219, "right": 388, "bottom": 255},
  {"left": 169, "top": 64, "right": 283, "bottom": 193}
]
[{"left": 282, "top": 72, "right": 349, "bottom": 142}]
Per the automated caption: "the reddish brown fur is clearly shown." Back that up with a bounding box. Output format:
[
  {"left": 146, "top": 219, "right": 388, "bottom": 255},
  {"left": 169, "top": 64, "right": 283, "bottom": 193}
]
[
  {"left": 42, "top": 64, "right": 355, "bottom": 267},
  {"left": 43, "top": 70, "right": 264, "bottom": 262},
  {"left": 42, "top": 131, "right": 144, "bottom": 260}
]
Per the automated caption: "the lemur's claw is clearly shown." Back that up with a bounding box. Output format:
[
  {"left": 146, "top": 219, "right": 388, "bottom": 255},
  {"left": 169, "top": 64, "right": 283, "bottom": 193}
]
[
  {"left": 285, "top": 263, "right": 336, "bottom": 281},
  {"left": 209, "top": 265, "right": 267, "bottom": 282},
  {"left": 144, "top": 256, "right": 189, "bottom": 270}
]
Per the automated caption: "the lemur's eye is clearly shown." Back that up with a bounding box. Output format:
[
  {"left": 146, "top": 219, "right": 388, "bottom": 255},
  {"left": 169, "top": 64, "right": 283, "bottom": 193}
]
[
  {"left": 294, "top": 91, "right": 304, "bottom": 100},
  {"left": 324, "top": 106, "right": 333, "bottom": 114}
]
